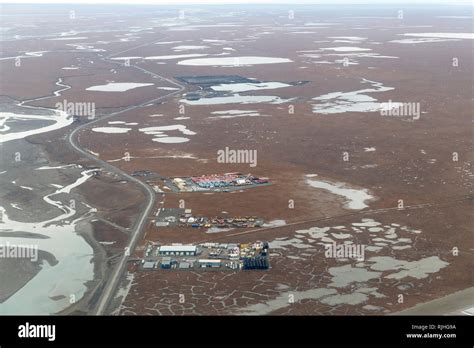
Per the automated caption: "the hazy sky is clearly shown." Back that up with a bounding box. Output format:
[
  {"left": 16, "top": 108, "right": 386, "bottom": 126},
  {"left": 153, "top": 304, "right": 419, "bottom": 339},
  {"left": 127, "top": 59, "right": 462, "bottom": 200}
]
[{"left": 1, "top": 0, "right": 471, "bottom": 4}]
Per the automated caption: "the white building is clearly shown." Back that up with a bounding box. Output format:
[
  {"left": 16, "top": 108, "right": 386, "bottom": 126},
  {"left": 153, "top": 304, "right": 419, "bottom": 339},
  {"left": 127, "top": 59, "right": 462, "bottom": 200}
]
[{"left": 158, "top": 245, "right": 197, "bottom": 256}]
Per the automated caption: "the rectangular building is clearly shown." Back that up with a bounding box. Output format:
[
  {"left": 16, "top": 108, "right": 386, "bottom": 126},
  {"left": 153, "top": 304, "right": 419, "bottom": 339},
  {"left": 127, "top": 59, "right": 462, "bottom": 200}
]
[
  {"left": 198, "top": 259, "right": 222, "bottom": 268},
  {"left": 159, "top": 245, "right": 197, "bottom": 256},
  {"left": 161, "top": 257, "right": 171, "bottom": 269}
]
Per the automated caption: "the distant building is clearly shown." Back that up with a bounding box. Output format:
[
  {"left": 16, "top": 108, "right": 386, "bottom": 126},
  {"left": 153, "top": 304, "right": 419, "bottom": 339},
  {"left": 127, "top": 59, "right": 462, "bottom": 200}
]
[
  {"left": 198, "top": 259, "right": 221, "bottom": 268},
  {"left": 158, "top": 245, "right": 197, "bottom": 256},
  {"left": 179, "top": 262, "right": 191, "bottom": 269},
  {"left": 236, "top": 178, "right": 247, "bottom": 185},
  {"left": 161, "top": 257, "right": 171, "bottom": 269},
  {"left": 143, "top": 261, "right": 156, "bottom": 269},
  {"left": 243, "top": 256, "right": 269, "bottom": 270},
  {"left": 173, "top": 178, "right": 187, "bottom": 191},
  {"left": 165, "top": 216, "right": 176, "bottom": 223}
]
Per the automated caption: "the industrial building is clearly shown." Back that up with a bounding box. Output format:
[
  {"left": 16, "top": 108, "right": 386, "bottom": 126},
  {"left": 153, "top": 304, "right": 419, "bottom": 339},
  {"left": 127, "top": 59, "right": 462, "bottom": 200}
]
[
  {"left": 143, "top": 261, "right": 157, "bottom": 269},
  {"left": 164, "top": 173, "right": 271, "bottom": 193},
  {"left": 243, "top": 256, "right": 269, "bottom": 270},
  {"left": 179, "top": 262, "right": 191, "bottom": 269},
  {"left": 158, "top": 245, "right": 197, "bottom": 256},
  {"left": 198, "top": 259, "right": 222, "bottom": 268},
  {"left": 160, "top": 257, "right": 171, "bottom": 269},
  {"left": 155, "top": 207, "right": 264, "bottom": 229},
  {"left": 139, "top": 241, "right": 269, "bottom": 272}
]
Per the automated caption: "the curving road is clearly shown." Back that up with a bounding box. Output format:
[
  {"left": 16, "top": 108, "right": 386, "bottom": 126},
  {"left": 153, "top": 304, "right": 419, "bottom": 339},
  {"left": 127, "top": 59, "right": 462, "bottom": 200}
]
[{"left": 66, "top": 37, "right": 185, "bottom": 315}]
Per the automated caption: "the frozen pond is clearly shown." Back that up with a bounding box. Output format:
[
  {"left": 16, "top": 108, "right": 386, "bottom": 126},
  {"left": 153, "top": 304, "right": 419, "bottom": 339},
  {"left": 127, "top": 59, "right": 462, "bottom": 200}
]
[
  {"left": 0, "top": 51, "right": 49, "bottom": 61},
  {"left": 321, "top": 46, "right": 372, "bottom": 52},
  {"left": 86, "top": 82, "right": 154, "bottom": 92},
  {"left": 263, "top": 220, "right": 287, "bottom": 228},
  {"left": 238, "top": 288, "right": 337, "bottom": 315},
  {"left": 209, "top": 109, "right": 266, "bottom": 119},
  {"left": 181, "top": 94, "right": 293, "bottom": 106},
  {"left": 157, "top": 87, "right": 180, "bottom": 91},
  {"left": 92, "top": 127, "right": 132, "bottom": 134},
  {"left": 180, "top": 76, "right": 296, "bottom": 106},
  {"left": 329, "top": 36, "right": 367, "bottom": 41},
  {"left": 144, "top": 54, "right": 208, "bottom": 60},
  {"left": 401, "top": 32, "right": 474, "bottom": 40},
  {"left": 0, "top": 170, "right": 96, "bottom": 314},
  {"left": 138, "top": 125, "right": 196, "bottom": 143},
  {"left": 246, "top": 215, "right": 451, "bottom": 314},
  {"left": 108, "top": 121, "right": 137, "bottom": 125},
  {"left": 312, "top": 79, "right": 402, "bottom": 115},
  {"left": 177, "top": 56, "right": 292, "bottom": 66},
  {"left": 47, "top": 36, "right": 88, "bottom": 41},
  {"left": 390, "top": 37, "right": 461, "bottom": 44},
  {"left": 306, "top": 177, "right": 373, "bottom": 209},
  {"left": 210, "top": 82, "right": 291, "bottom": 93},
  {"left": 368, "top": 256, "right": 449, "bottom": 280},
  {"left": 0, "top": 111, "right": 72, "bottom": 144},
  {"left": 172, "top": 45, "right": 209, "bottom": 50}
]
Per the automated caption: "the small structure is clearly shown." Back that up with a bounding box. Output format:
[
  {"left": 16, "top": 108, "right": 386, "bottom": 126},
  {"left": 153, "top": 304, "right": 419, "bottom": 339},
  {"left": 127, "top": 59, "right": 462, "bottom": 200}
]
[
  {"left": 236, "top": 178, "right": 247, "bottom": 185},
  {"left": 198, "top": 259, "right": 221, "bottom": 268},
  {"left": 173, "top": 178, "right": 187, "bottom": 191},
  {"left": 160, "top": 257, "right": 171, "bottom": 269},
  {"left": 243, "top": 256, "right": 269, "bottom": 270},
  {"left": 165, "top": 216, "right": 176, "bottom": 223},
  {"left": 143, "top": 261, "right": 156, "bottom": 269},
  {"left": 132, "top": 170, "right": 154, "bottom": 177},
  {"left": 179, "top": 262, "right": 191, "bottom": 269}
]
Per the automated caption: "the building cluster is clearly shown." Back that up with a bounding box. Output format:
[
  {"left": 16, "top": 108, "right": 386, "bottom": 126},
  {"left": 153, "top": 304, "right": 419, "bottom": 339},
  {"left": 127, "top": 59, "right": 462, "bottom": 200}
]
[
  {"left": 140, "top": 241, "right": 269, "bottom": 271},
  {"left": 132, "top": 170, "right": 155, "bottom": 177},
  {"left": 180, "top": 215, "right": 263, "bottom": 229},
  {"left": 191, "top": 173, "right": 268, "bottom": 189},
  {"left": 155, "top": 208, "right": 264, "bottom": 229},
  {"left": 169, "top": 172, "right": 270, "bottom": 192}
]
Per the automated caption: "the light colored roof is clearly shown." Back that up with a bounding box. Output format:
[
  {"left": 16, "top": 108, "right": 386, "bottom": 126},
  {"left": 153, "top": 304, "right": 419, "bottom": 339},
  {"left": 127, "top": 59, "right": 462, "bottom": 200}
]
[
  {"left": 159, "top": 245, "right": 197, "bottom": 252},
  {"left": 143, "top": 262, "right": 155, "bottom": 268},
  {"left": 198, "top": 259, "right": 222, "bottom": 263}
]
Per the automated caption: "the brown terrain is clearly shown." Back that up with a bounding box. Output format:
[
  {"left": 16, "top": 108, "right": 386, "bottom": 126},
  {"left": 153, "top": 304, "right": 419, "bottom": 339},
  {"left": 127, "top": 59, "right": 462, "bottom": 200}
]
[{"left": 0, "top": 4, "right": 472, "bottom": 315}]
